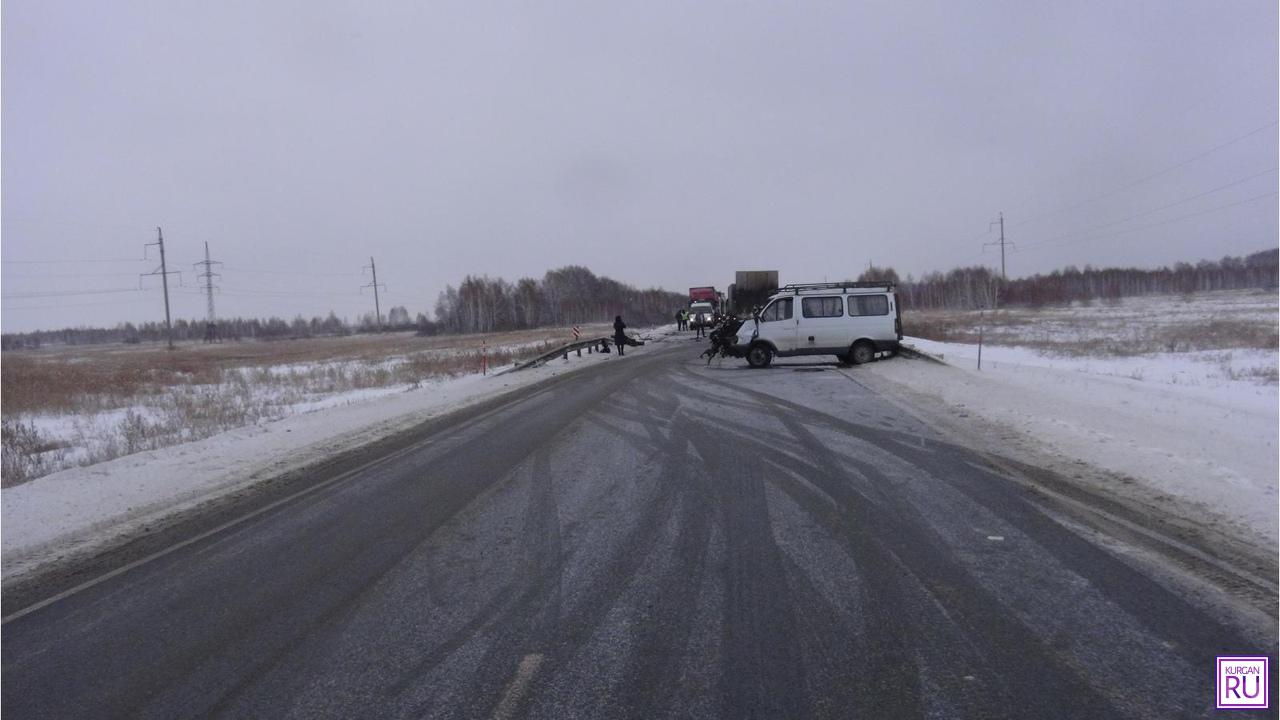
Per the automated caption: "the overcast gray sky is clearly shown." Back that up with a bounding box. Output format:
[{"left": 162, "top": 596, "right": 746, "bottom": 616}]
[{"left": 3, "top": 0, "right": 1277, "bottom": 331}]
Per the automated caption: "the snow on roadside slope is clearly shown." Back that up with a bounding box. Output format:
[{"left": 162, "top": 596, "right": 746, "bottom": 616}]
[
  {"left": 10, "top": 336, "right": 576, "bottom": 481},
  {"left": 872, "top": 337, "right": 1278, "bottom": 544},
  {"left": 2, "top": 325, "right": 680, "bottom": 580}
]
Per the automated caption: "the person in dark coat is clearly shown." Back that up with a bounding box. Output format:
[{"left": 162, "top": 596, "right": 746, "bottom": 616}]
[
  {"left": 674, "top": 309, "right": 684, "bottom": 331},
  {"left": 613, "top": 315, "right": 628, "bottom": 355}
]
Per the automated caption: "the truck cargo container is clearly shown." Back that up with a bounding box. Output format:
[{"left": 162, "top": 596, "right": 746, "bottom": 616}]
[{"left": 728, "top": 270, "right": 779, "bottom": 316}]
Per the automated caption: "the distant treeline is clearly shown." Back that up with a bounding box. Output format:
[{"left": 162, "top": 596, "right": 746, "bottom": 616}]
[
  {"left": 861, "top": 249, "right": 1279, "bottom": 311},
  {"left": 432, "top": 265, "right": 684, "bottom": 334},
  {"left": 1, "top": 265, "right": 685, "bottom": 350},
  {"left": 0, "top": 311, "right": 397, "bottom": 350}
]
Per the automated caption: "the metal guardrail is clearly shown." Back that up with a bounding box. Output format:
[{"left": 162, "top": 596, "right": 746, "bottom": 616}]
[
  {"left": 896, "top": 343, "right": 948, "bottom": 365},
  {"left": 496, "top": 336, "right": 612, "bottom": 375}
]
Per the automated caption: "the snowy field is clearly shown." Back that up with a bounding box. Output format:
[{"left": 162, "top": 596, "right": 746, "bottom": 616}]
[
  {"left": 875, "top": 289, "right": 1278, "bottom": 545},
  {"left": 905, "top": 288, "right": 1276, "bottom": 370},
  {"left": 1, "top": 325, "right": 679, "bottom": 579},
  {"left": 4, "top": 288, "right": 1276, "bottom": 581},
  {"left": 1, "top": 325, "right": 611, "bottom": 484}
]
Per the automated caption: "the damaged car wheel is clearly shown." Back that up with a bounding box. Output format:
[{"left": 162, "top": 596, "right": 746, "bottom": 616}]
[{"left": 746, "top": 344, "right": 773, "bottom": 368}]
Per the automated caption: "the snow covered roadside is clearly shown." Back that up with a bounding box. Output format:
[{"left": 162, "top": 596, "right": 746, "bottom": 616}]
[
  {"left": 5, "top": 331, "right": 605, "bottom": 482},
  {"left": 2, "top": 325, "right": 681, "bottom": 581},
  {"left": 868, "top": 337, "right": 1278, "bottom": 545}
]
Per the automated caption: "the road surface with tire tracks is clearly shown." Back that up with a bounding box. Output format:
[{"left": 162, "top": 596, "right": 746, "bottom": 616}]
[{"left": 3, "top": 341, "right": 1276, "bottom": 718}]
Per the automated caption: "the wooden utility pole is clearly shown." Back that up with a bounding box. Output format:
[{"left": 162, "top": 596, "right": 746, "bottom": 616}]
[
  {"left": 142, "top": 227, "right": 179, "bottom": 349},
  {"left": 984, "top": 212, "right": 1012, "bottom": 280},
  {"left": 361, "top": 256, "right": 386, "bottom": 330}
]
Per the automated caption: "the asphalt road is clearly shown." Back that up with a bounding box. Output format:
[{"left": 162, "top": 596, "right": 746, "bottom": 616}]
[{"left": 3, "top": 342, "right": 1276, "bottom": 719}]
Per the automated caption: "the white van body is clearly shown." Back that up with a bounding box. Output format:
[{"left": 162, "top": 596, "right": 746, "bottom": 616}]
[
  {"left": 731, "top": 283, "right": 901, "bottom": 367},
  {"left": 688, "top": 301, "right": 715, "bottom": 329}
]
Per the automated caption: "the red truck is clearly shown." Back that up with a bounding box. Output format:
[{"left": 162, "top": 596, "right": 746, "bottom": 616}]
[
  {"left": 688, "top": 287, "right": 721, "bottom": 330},
  {"left": 688, "top": 286, "right": 718, "bottom": 304}
]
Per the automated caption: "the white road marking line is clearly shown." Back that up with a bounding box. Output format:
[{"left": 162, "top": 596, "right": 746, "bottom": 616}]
[
  {"left": 491, "top": 653, "right": 544, "bottom": 720},
  {"left": 3, "top": 342, "right": 655, "bottom": 625},
  {"left": 685, "top": 439, "right": 705, "bottom": 464},
  {"left": 1, "top": 436, "right": 429, "bottom": 625},
  {"left": 987, "top": 535, "right": 1005, "bottom": 541},
  {"left": 961, "top": 451, "right": 1280, "bottom": 595}
]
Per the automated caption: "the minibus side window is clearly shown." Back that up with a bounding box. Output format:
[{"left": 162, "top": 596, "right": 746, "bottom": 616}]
[
  {"left": 850, "top": 295, "right": 889, "bottom": 316},
  {"left": 761, "top": 298, "right": 792, "bottom": 322}
]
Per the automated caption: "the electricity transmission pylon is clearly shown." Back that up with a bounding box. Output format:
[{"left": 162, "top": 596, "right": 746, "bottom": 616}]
[{"left": 194, "top": 241, "right": 222, "bottom": 342}]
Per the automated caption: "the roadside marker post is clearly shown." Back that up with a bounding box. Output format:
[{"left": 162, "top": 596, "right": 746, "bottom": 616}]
[
  {"left": 482, "top": 341, "right": 488, "bottom": 375},
  {"left": 977, "top": 308, "right": 984, "bottom": 371}
]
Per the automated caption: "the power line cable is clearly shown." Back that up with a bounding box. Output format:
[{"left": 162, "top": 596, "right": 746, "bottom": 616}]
[
  {"left": 2, "top": 288, "right": 143, "bottom": 299},
  {"left": 3, "top": 298, "right": 148, "bottom": 311},
  {"left": 217, "top": 287, "right": 367, "bottom": 300},
  {"left": 1012, "top": 119, "right": 1278, "bottom": 229},
  {"left": 1, "top": 258, "right": 146, "bottom": 264},
  {"left": 1015, "top": 190, "right": 1277, "bottom": 254},
  {"left": 1017, "top": 167, "right": 1279, "bottom": 252},
  {"left": 0, "top": 270, "right": 147, "bottom": 278},
  {"left": 220, "top": 266, "right": 359, "bottom": 278}
]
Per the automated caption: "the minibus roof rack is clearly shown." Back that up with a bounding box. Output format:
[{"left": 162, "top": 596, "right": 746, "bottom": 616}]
[{"left": 778, "top": 281, "right": 895, "bottom": 294}]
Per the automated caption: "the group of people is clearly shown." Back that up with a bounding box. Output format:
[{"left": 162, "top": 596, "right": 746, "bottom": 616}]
[
  {"left": 611, "top": 306, "right": 712, "bottom": 358},
  {"left": 674, "top": 308, "right": 707, "bottom": 338}
]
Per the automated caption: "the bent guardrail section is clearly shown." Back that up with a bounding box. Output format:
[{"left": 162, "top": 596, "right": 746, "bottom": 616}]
[
  {"left": 497, "top": 336, "right": 613, "bottom": 375},
  {"left": 897, "top": 343, "right": 948, "bottom": 365}
]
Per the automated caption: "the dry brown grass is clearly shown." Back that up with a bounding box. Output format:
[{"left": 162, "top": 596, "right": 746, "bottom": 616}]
[
  {"left": 2, "top": 353, "right": 225, "bottom": 415},
  {"left": 1, "top": 325, "right": 607, "bottom": 416},
  {"left": 1, "top": 420, "right": 67, "bottom": 486},
  {"left": 0, "top": 324, "right": 611, "bottom": 484}
]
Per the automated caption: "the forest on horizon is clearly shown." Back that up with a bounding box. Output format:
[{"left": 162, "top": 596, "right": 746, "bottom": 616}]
[{"left": 3, "top": 250, "right": 1277, "bottom": 350}]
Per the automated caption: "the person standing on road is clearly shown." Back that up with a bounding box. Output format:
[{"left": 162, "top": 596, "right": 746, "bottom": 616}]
[
  {"left": 613, "top": 315, "right": 628, "bottom": 356},
  {"left": 674, "top": 309, "right": 684, "bottom": 331},
  {"left": 694, "top": 312, "right": 706, "bottom": 339},
  {"left": 681, "top": 309, "right": 690, "bottom": 331}
]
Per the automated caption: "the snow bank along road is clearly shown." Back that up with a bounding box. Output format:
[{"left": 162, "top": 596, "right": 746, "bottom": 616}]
[{"left": 3, "top": 344, "right": 1277, "bottom": 719}]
